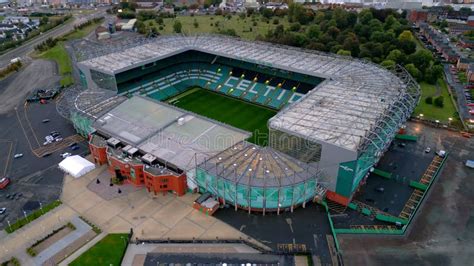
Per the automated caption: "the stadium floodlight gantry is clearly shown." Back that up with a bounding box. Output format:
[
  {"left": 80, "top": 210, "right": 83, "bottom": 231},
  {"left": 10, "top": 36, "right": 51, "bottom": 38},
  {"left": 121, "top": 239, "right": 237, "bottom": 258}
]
[{"left": 76, "top": 34, "right": 419, "bottom": 209}]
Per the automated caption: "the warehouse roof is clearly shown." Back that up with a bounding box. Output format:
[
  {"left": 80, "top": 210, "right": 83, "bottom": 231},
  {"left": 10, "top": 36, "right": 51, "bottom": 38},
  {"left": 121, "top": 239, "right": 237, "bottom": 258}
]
[{"left": 81, "top": 35, "right": 419, "bottom": 152}]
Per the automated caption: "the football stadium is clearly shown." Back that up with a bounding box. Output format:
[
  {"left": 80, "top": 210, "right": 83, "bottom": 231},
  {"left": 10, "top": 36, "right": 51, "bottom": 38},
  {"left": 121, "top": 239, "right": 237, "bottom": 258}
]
[{"left": 69, "top": 35, "right": 419, "bottom": 213}]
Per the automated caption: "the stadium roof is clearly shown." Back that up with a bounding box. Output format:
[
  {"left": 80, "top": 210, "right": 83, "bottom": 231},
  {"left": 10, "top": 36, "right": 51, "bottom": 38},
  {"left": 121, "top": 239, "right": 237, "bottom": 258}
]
[
  {"left": 80, "top": 35, "right": 419, "bottom": 152},
  {"left": 199, "top": 142, "right": 320, "bottom": 188},
  {"left": 93, "top": 96, "right": 251, "bottom": 170}
]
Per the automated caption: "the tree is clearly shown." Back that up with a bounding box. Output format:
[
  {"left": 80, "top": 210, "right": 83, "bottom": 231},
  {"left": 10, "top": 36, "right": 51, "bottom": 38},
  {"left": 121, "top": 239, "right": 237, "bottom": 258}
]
[
  {"left": 398, "top": 30, "right": 414, "bottom": 42},
  {"left": 408, "top": 49, "right": 433, "bottom": 73},
  {"left": 260, "top": 7, "right": 273, "bottom": 19},
  {"left": 193, "top": 19, "right": 199, "bottom": 28},
  {"left": 434, "top": 96, "right": 444, "bottom": 108},
  {"left": 306, "top": 25, "right": 321, "bottom": 40},
  {"left": 381, "top": 60, "right": 396, "bottom": 69},
  {"left": 40, "top": 16, "right": 49, "bottom": 26},
  {"left": 289, "top": 23, "right": 301, "bottom": 32},
  {"left": 337, "top": 49, "right": 351, "bottom": 56},
  {"left": 386, "top": 49, "right": 406, "bottom": 64},
  {"left": 398, "top": 39, "right": 416, "bottom": 55},
  {"left": 425, "top": 65, "right": 443, "bottom": 84},
  {"left": 359, "top": 9, "right": 373, "bottom": 24},
  {"left": 425, "top": 96, "right": 433, "bottom": 104},
  {"left": 405, "top": 63, "right": 421, "bottom": 81},
  {"left": 173, "top": 20, "right": 182, "bottom": 33},
  {"left": 155, "top": 17, "right": 164, "bottom": 25}
]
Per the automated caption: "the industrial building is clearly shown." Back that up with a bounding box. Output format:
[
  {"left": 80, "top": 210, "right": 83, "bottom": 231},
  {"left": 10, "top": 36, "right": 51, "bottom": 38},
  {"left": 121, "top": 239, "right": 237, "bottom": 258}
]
[{"left": 72, "top": 35, "right": 419, "bottom": 212}]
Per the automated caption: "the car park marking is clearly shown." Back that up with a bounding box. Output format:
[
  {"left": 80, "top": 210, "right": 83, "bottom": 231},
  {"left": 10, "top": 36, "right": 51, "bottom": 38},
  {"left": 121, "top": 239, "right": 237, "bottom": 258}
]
[{"left": 0, "top": 140, "right": 14, "bottom": 176}]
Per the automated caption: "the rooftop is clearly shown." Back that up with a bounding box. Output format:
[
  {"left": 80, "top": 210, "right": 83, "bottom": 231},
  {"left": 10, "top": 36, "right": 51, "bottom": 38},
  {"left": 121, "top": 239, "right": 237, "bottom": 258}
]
[
  {"left": 144, "top": 252, "right": 295, "bottom": 266},
  {"left": 81, "top": 35, "right": 419, "bottom": 152},
  {"left": 199, "top": 142, "right": 320, "bottom": 187},
  {"left": 93, "top": 96, "right": 250, "bottom": 170}
]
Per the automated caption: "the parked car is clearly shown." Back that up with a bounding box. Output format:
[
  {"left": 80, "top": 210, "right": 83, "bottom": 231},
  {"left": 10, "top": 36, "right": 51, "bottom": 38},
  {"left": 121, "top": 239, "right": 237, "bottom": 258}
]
[
  {"left": 0, "top": 208, "right": 6, "bottom": 215},
  {"left": 397, "top": 143, "right": 406, "bottom": 148},
  {"left": 436, "top": 150, "right": 446, "bottom": 158},
  {"left": 71, "top": 145, "right": 79, "bottom": 151},
  {"left": 60, "top": 152, "right": 71, "bottom": 158},
  {"left": 425, "top": 147, "right": 431, "bottom": 153},
  {"left": 0, "top": 177, "right": 10, "bottom": 189},
  {"left": 14, "top": 154, "right": 23, "bottom": 159},
  {"left": 375, "top": 187, "right": 385, "bottom": 193},
  {"left": 42, "top": 119, "right": 50, "bottom": 123}
]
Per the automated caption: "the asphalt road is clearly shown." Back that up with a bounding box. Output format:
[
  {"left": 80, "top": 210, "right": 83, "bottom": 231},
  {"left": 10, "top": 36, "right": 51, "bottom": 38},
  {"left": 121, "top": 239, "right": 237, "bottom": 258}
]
[{"left": 0, "top": 10, "right": 106, "bottom": 69}]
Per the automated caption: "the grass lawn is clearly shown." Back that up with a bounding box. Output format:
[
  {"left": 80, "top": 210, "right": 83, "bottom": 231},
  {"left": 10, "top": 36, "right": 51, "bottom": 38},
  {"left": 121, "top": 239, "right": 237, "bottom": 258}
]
[
  {"left": 149, "top": 14, "right": 291, "bottom": 40},
  {"left": 413, "top": 79, "right": 458, "bottom": 123},
  {"left": 39, "top": 42, "right": 73, "bottom": 87},
  {"left": 170, "top": 88, "right": 276, "bottom": 146},
  {"left": 70, "top": 233, "right": 128, "bottom": 266},
  {"left": 5, "top": 200, "right": 62, "bottom": 233},
  {"left": 62, "top": 20, "right": 103, "bottom": 41}
]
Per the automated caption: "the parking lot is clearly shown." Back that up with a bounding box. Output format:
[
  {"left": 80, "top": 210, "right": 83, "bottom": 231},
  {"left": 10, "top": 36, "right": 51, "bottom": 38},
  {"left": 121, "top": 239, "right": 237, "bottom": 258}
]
[
  {"left": 0, "top": 100, "right": 87, "bottom": 229},
  {"left": 332, "top": 133, "right": 435, "bottom": 229},
  {"left": 340, "top": 122, "right": 474, "bottom": 265}
]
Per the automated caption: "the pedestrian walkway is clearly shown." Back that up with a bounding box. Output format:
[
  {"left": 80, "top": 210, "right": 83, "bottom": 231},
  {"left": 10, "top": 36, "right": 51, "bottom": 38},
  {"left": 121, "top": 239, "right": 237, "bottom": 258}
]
[{"left": 34, "top": 216, "right": 91, "bottom": 265}]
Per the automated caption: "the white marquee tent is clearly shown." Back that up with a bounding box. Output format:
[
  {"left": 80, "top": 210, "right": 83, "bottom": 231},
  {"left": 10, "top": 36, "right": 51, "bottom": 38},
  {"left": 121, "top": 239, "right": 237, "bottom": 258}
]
[{"left": 58, "top": 155, "right": 95, "bottom": 178}]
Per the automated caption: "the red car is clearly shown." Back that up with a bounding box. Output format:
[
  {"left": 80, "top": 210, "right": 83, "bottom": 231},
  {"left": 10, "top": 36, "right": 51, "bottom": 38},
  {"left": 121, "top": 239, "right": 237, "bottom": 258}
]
[{"left": 0, "top": 177, "right": 10, "bottom": 189}]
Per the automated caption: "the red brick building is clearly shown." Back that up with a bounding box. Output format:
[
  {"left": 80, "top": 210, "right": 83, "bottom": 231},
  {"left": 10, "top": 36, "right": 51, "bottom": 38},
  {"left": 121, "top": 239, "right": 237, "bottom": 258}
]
[
  {"left": 89, "top": 134, "right": 187, "bottom": 196},
  {"left": 409, "top": 10, "right": 428, "bottom": 24}
]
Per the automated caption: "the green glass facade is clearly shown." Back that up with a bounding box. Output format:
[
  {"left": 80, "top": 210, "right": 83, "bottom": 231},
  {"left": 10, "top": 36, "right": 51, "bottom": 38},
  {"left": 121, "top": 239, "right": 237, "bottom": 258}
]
[{"left": 195, "top": 168, "right": 317, "bottom": 210}]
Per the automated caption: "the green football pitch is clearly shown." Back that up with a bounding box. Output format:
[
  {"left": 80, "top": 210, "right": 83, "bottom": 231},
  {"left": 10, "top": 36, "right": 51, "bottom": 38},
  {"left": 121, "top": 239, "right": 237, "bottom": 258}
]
[{"left": 170, "top": 88, "right": 277, "bottom": 146}]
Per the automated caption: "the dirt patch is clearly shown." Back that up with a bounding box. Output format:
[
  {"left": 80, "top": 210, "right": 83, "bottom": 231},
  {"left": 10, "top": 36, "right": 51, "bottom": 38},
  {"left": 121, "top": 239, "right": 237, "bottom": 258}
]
[
  {"left": 44, "top": 230, "right": 97, "bottom": 266},
  {"left": 33, "top": 226, "right": 74, "bottom": 254},
  {"left": 0, "top": 59, "right": 60, "bottom": 114}
]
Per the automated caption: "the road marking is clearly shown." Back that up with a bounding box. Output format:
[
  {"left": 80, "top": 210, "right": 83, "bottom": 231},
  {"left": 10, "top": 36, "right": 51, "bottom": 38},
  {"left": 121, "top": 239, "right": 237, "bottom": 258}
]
[
  {"left": 14, "top": 107, "right": 39, "bottom": 157},
  {"left": 0, "top": 140, "right": 14, "bottom": 176},
  {"left": 285, "top": 218, "right": 294, "bottom": 233},
  {"left": 313, "top": 234, "right": 319, "bottom": 251},
  {"left": 23, "top": 103, "right": 41, "bottom": 147}
]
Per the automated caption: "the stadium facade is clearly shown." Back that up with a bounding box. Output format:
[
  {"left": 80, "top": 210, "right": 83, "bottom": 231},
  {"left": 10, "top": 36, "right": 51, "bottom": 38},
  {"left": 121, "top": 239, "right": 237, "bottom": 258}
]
[{"left": 76, "top": 35, "right": 419, "bottom": 212}]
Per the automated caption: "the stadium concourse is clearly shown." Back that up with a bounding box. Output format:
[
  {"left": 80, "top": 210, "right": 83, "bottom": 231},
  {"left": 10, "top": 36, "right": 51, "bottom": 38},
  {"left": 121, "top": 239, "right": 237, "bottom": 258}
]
[{"left": 63, "top": 34, "right": 419, "bottom": 213}]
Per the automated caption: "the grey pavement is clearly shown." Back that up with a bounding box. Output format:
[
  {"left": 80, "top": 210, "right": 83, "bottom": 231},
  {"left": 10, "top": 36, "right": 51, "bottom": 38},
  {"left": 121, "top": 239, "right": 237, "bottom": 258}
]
[{"left": 33, "top": 216, "right": 91, "bottom": 265}]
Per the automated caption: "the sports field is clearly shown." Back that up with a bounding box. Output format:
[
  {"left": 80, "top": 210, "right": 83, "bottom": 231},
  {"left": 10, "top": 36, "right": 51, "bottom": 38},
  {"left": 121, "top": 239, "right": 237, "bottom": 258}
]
[{"left": 170, "top": 88, "right": 276, "bottom": 146}]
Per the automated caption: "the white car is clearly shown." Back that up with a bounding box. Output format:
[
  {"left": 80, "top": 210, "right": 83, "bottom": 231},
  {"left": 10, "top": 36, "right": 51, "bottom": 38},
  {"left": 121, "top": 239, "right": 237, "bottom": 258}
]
[
  {"left": 14, "top": 154, "right": 23, "bottom": 159},
  {"left": 60, "top": 152, "right": 71, "bottom": 158},
  {"left": 424, "top": 147, "right": 431, "bottom": 153},
  {"left": 0, "top": 207, "right": 6, "bottom": 214},
  {"left": 55, "top": 138, "right": 63, "bottom": 142}
]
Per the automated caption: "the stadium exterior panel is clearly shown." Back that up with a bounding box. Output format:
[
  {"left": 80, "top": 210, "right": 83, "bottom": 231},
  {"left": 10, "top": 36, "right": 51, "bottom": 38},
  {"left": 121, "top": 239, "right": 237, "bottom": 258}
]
[{"left": 76, "top": 35, "right": 419, "bottom": 212}]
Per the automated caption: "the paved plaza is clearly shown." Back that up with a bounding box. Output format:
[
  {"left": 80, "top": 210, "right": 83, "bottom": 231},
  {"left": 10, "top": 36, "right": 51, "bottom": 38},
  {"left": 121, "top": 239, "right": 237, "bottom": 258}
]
[{"left": 0, "top": 156, "right": 258, "bottom": 265}]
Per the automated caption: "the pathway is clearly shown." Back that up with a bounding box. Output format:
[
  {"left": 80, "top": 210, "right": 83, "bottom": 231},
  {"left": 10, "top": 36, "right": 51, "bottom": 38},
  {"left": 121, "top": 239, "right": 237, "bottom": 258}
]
[{"left": 34, "top": 216, "right": 91, "bottom": 265}]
